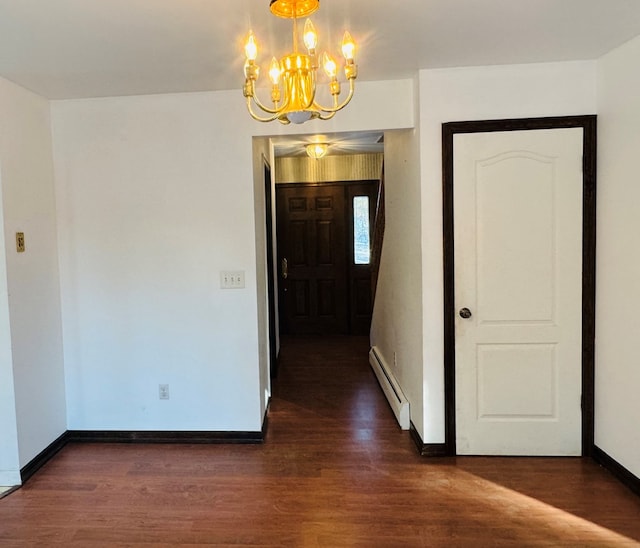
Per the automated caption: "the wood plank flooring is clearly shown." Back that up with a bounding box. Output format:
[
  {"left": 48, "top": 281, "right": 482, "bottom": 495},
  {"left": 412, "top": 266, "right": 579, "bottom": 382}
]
[{"left": 1, "top": 335, "right": 639, "bottom": 546}]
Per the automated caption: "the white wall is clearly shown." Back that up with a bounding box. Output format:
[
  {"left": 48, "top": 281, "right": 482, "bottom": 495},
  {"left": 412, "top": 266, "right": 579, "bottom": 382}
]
[
  {"left": 0, "top": 76, "right": 66, "bottom": 470},
  {"left": 370, "top": 123, "right": 424, "bottom": 432},
  {"left": 0, "top": 176, "right": 20, "bottom": 485},
  {"left": 596, "top": 36, "right": 640, "bottom": 478},
  {"left": 418, "top": 61, "right": 598, "bottom": 443},
  {"left": 52, "top": 91, "right": 264, "bottom": 431},
  {"left": 51, "top": 79, "right": 414, "bottom": 433}
]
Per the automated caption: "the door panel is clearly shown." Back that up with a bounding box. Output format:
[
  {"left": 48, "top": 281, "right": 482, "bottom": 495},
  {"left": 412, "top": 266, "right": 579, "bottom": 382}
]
[
  {"left": 290, "top": 221, "right": 307, "bottom": 265},
  {"left": 292, "top": 280, "right": 310, "bottom": 317},
  {"left": 476, "top": 152, "right": 556, "bottom": 323},
  {"left": 317, "top": 280, "right": 336, "bottom": 316},
  {"left": 477, "top": 344, "right": 557, "bottom": 419},
  {"left": 353, "top": 278, "right": 372, "bottom": 317},
  {"left": 454, "top": 128, "right": 583, "bottom": 456},
  {"left": 316, "top": 221, "right": 334, "bottom": 264}
]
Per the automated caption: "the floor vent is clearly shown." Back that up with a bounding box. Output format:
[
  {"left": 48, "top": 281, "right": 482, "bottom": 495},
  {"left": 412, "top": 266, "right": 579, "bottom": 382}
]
[{"left": 369, "top": 347, "right": 410, "bottom": 430}]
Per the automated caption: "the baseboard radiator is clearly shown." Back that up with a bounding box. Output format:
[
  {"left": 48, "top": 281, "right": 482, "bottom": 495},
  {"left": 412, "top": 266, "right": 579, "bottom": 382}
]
[{"left": 369, "top": 347, "right": 410, "bottom": 430}]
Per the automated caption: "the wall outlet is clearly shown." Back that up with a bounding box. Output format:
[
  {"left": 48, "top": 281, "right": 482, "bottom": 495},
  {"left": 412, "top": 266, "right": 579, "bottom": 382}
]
[
  {"left": 220, "top": 270, "right": 245, "bottom": 289},
  {"left": 159, "top": 384, "right": 170, "bottom": 400}
]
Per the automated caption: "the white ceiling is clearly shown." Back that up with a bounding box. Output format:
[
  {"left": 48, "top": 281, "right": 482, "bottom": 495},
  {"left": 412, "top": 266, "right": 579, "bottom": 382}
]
[
  {"left": 273, "top": 131, "right": 383, "bottom": 157},
  {"left": 1, "top": 0, "right": 640, "bottom": 100}
]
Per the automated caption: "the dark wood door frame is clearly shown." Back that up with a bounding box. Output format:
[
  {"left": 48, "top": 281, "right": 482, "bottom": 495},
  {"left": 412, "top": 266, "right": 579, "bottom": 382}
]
[
  {"left": 442, "top": 115, "right": 597, "bottom": 457},
  {"left": 263, "top": 157, "right": 279, "bottom": 378}
]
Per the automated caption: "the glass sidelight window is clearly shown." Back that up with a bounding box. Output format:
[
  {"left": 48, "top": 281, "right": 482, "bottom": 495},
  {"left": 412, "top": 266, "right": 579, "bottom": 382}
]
[{"left": 353, "top": 196, "right": 371, "bottom": 265}]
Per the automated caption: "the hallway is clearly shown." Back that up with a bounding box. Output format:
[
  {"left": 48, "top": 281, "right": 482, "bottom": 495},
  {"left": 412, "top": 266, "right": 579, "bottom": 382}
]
[{"left": 1, "top": 336, "right": 639, "bottom": 546}]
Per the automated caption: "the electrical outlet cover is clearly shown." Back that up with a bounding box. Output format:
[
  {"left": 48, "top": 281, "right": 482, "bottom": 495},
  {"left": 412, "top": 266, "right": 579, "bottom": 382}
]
[{"left": 159, "top": 384, "right": 170, "bottom": 400}]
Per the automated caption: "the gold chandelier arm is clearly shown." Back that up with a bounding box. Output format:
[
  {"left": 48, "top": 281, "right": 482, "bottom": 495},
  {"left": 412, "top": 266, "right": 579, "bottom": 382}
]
[
  {"left": 246, "top": 96, "right": 287, "bottom": 123},
  {"left": 245, "top": 79, "right": 289, "bottom": 116},
  {"left": 251, "top": 91, "right": 285, "bottom": 115},
  {"left": 316, "top": 110, "right": 337, "bottom": 121},
  {"left": 313, "top": 78, "right": 356, "bottom": 114},
  {"left": 312, "top": 92, "right": 338, "bottom": 118}
]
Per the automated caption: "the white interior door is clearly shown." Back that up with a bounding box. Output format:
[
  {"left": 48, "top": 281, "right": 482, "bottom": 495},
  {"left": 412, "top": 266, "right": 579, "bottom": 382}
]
[{"left": 454, "top": 128, "right": 583, "bottom": 456}]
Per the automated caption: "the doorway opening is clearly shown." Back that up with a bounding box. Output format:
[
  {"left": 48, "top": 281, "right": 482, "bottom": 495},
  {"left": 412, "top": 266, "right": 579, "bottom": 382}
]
[{"left": 264, "top": 131, "right": 385, "bottom": 371}]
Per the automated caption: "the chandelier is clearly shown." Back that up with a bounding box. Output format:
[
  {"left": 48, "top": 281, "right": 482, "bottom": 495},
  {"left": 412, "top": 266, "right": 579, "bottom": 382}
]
[{"left": 243, "top": 0, "right": 358, "bottom": 125}]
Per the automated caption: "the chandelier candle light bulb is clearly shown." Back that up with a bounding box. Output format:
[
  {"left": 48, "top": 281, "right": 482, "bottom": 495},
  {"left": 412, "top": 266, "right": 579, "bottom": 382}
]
[
  {"left": 303, "top": 19, "right": 318, "bottom": 53},
  {"left": 245, "top": 32, "right": 258, "bottom": 61},
  {"left": 269, "top": 57, "right": 282, "bottom": 85},
  {"left": 342, "top": 32, "right": 355, "bottom": 60},
  {"left": 242, "top": 0, "right": 358, "bottom": 125},
  {"left": 322, "top": 52, "right": 337, "bottom": 78}
]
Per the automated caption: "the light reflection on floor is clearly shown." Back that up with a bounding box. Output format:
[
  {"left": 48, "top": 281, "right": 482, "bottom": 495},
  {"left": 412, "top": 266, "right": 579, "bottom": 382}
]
[{"left": 449, "top": 469, "right": 639, "bottom": 545}]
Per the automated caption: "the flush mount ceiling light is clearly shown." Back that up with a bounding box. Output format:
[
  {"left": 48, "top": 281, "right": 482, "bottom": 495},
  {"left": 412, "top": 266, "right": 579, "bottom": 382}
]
[
  {"left": 243, "top": 0, "right": 358, "bottom": 125},
  {"left": 306, "top": 143, "right": 329, "bottom": 159}
]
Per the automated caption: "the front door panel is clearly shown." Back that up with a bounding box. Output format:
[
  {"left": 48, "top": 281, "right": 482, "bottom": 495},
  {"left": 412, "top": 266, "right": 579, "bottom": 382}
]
[{"left": 277, "top": 184, "right": 348, "bottom": 334}]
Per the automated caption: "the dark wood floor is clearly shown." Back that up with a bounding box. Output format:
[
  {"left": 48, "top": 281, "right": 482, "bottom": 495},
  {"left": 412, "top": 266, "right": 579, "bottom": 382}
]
[{"left": 1, "top": 335, "right": 640, "bottom": 546}]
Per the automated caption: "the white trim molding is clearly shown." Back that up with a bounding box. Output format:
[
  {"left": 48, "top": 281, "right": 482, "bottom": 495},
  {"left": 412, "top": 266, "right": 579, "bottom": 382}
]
[{"left": 369, "top": 347, "right": 410, "bottom": 430}]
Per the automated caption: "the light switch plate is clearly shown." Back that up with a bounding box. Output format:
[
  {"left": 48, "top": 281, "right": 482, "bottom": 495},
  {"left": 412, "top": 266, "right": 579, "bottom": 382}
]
[{"left": 220, "top": 270, "right": 245, "bottom": 289}]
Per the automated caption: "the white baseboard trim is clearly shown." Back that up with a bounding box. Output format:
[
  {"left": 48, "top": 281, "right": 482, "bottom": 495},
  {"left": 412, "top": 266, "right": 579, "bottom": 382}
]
[{"left": 369, "top": 347, "right": 410, "bottom": 430}]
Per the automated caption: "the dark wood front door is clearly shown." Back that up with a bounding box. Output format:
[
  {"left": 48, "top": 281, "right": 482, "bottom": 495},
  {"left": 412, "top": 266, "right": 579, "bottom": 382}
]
[
  {"left": 276, "top": 181, "right": 379, "bottom": 336},
  {"left": 277, "top": 183, "right": 348, "bottom": 334}
]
